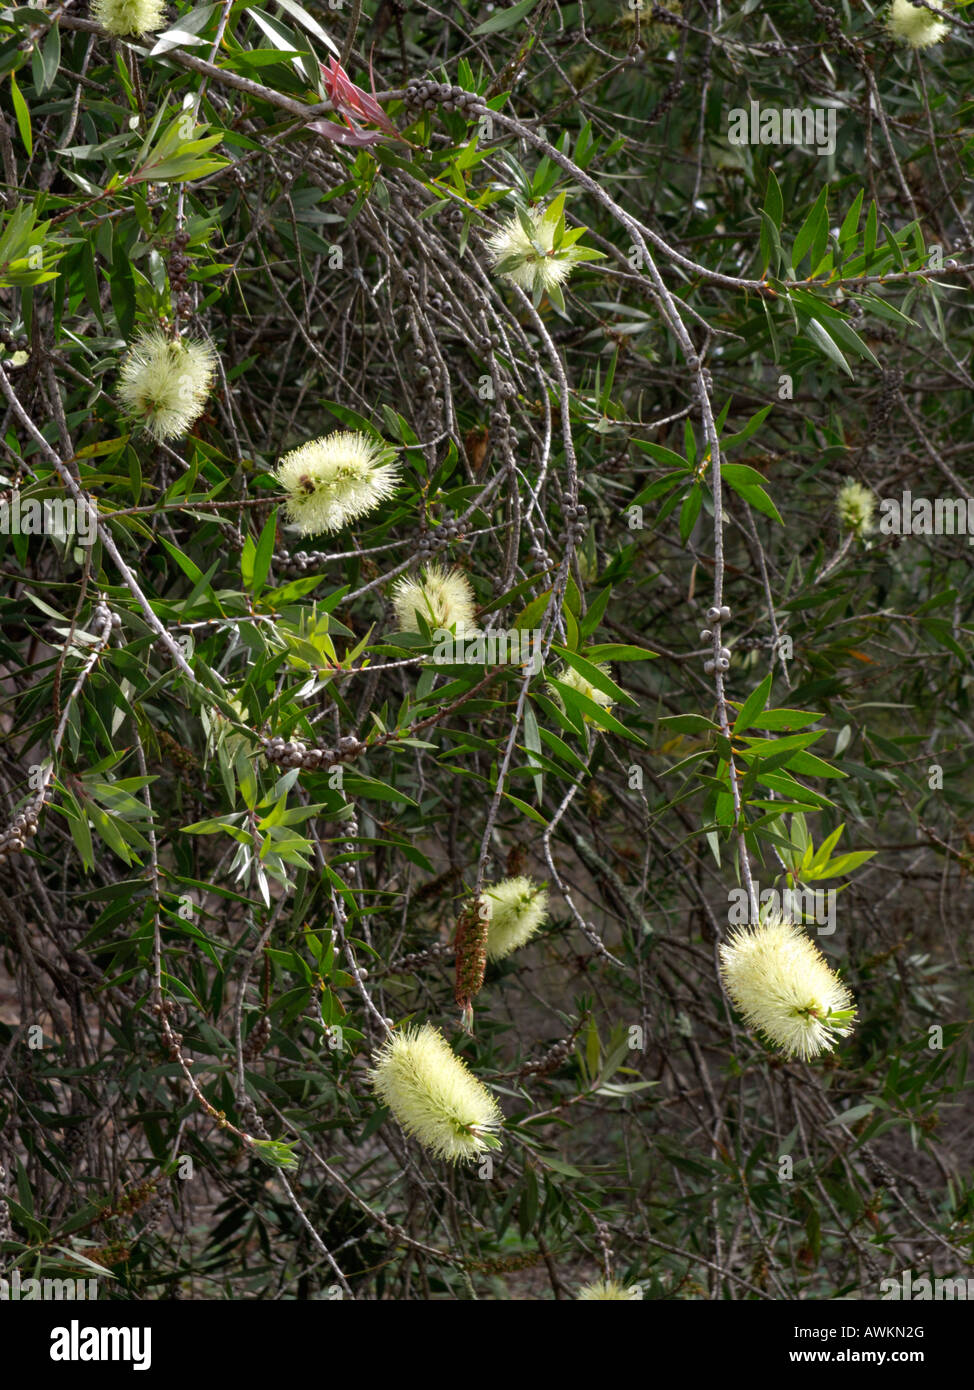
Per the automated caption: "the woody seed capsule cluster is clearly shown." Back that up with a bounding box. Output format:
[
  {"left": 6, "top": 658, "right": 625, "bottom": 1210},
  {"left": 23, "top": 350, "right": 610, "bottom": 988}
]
[{"left": 261, "top": 733, "right": 367, "bottom": 771}]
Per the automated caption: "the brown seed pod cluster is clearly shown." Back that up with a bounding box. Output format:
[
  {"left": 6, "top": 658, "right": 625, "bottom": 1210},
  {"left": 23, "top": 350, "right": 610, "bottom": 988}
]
[
  {"left": 86, "top": 1241, "right": 132, "bottom": 1268},
  {"left": 454, "top": 897, "right": 489, "bottom": 1030},
  {"left": 168, "top": 228, "right": 194, "bottom": 322},
  {"left": 402, "top": 80, "right": 486, "bottom": 118},
  {"left": 516, "top": 1019, "right": 586, "bottom": 1079},
  {"left": 261, "top": 733, "right": 367, "bottom": 771},
  {"left": 242, "top": 1014, "right": 271, "bottom": 1062},
  {"left": 155, "top": 728, "right": 200, "bottom": 775},
  {"left": 111, "top": 1177, "right": 159, "bottom": 1219},
  {"left": 0, "top": 802, "right": 40, "bottom": 861},
  {"left": 384, "top": 940, "right": 455, "bottom": 976}
]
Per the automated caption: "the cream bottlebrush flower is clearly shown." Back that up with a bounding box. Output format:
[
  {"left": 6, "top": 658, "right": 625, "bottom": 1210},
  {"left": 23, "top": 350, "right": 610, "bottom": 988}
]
[
  {"left": 886, "top": 0, "right": 949, "bottom": 48},
  {"left": 369, "top": 1023, "right": 503, "bottom": 1163},
  {"left": 274, "top": 431, "right": 399, "bottom": 537},
  {"left": 719, "top": 915, "right": 856, "bottom": 1061},
  {"left": 486, "top": 193, "right": 603, "bottom": 306},
  {"left": 392, "top": 564, "right": 478, "bottom": 636},
  {"left": 482, "top": 877, "right": 549, "bottom": 961},
  {"left": 836, "top": 479, "right": 876, "bottom": 537},
  {"left": 577, "top": 1279, "right": 640, "bottom": 1300},
  {"left": 117, "top": 329, "right": 216, "bottom": 441},
  {"left": 548, "top": 662, "right": 614, "bottom": 717},
  {"left": 91, "top": 0, "right": 166, "bottom": 37}
]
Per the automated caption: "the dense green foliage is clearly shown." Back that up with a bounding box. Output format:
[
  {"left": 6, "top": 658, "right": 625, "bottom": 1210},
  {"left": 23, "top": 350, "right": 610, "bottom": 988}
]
[{"left": 0, "top": 0, "right": 972, "bottom": 1300}]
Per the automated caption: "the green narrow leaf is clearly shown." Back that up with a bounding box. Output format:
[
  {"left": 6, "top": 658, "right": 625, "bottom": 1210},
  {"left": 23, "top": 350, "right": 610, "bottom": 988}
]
[
  {"left": 251, "top": 509, "right": 278, "bottom": 594},
  {"left": 523, "top": 701, "right": 544, "bottom": 803},
  {"left": 792, "top": 186, "right": 828, "bottom": 270},
  {"left": 10, "top": 70, "right": 32, "bottom": 156},
  {"left": 838, "top": 188, "right": 864, "bottom": 248},
  {"left": 733, "top": 673, "right": 773, "bottom": 733},
  {"left": 864, "top": 198, "right": 878, "bottom": 257},
  {"left": 802, "top": 316, "right": 853, "bottom": 379},
  {"left": 679, "top": 483, "right": 703, "bottom": 543},
  {"left": 472, "top": 0, "right": 539, "bottom": 36}
]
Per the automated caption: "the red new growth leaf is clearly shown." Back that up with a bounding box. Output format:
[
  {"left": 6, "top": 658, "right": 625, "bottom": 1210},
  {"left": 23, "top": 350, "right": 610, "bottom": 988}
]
[
  {"left": 305, "top": 119, "right": 386, "bottom": 148},
  {"left": 318, "top": 57, "right": 401, "bottom": 140}
]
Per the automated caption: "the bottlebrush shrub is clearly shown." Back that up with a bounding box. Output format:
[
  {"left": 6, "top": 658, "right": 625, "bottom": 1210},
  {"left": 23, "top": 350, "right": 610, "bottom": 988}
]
[
  {"left": 369, "top": 1023, "right": 503, "bottom": 1163},
  {"left": 3, "top": 0, "right": 973, "bottom": 1308},
  {"left": 719, "top": 916, "right": 857, "bottom": 1061}
]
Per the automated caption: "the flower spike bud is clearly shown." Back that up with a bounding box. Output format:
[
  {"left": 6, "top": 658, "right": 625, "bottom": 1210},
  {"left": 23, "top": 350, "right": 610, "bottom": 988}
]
[{"left": 454, "top": 897, "right": 489, "bottom": 1032}]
